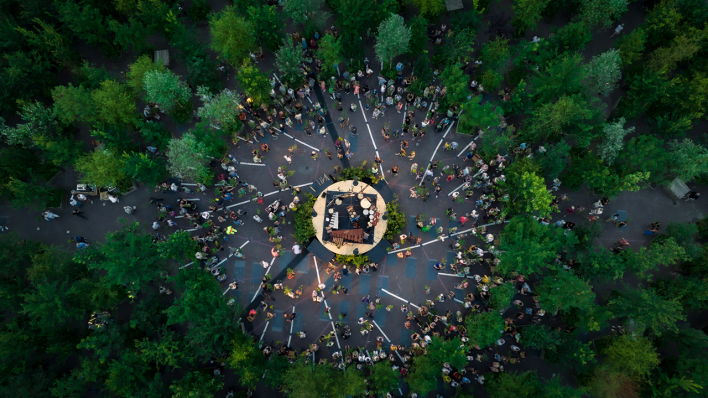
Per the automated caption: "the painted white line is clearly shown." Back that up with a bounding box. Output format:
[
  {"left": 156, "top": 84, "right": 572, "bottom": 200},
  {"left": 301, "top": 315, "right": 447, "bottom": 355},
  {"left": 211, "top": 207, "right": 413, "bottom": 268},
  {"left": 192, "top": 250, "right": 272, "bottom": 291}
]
[
  {"left": 394, "top": 349, "right": 404, "bottom": 363},
  {"left": 314, "top": 257, "right": 321, "bottom": 285},
  {"left": 421, "top": 239, "right": 439, "bottom": 246},
  {"left": 331, "top": 321, "right": 341, "bottom": 349},
  {"left": 259, "top": 321, "right": 270, "bottom": 341},
  {"left": 184, "top": 228, "right": 197, "bottom": 232},
  {"left": 180, "top": 261, "right": 194, "bottom": 269},
  {"left": 263, "top": 191, "right": 279, "bottom": 197},
  {"left": 294, "top": 182, "right": 314, "bottom": 189},
  {"left": 428, "top": 95, "right": 437, "bottom": 110},
  {"left": 442, "top": 121, "right": 455, "bottom": 139},
  {"left": 447, "top": 182, "right": 468, "bottom": 196},
  {"left": 388, "top": 244, "right": 420, "bottom": 254},
  {"left": 438, "top": 272, "right": 466, "bottom": 278},
  {"left": 430, "top": 139, "right": 444, "bottom": 162},
  {"left": 457, "top": 135, "right": 480, "bottom": 158},
  {"left": 282, "top": 133, "right": 321, "bottom": 152},
  {"left": 182, "top": 183, "right": 198, "bottom": 186},
  {"left": 240, "top": 240, "right": 250, "bottom": 249},
  {"left": 358, "top": 100, "right": 368, "bottom": 122},
  {"left": 273, "top": 73, "right": 281, "bottom": 84},
  {"left": 239, "top": 162, "right": 266, "bottom": 167},
  {"left": 418, "top": 163, "right": 430, "bottom": 186},
  {"left": 372, "top": 320, "right": 391, "bottom": 342},
  {"left": 185, "top": 198, "right": 200, "bottom": 201},
  {"left": 250, "top": 264, "right": 272, "bottom": 303},
  {"left": 454, "top": 298, "right": 464, "bottom": 304},
  {"left": 307, "top": 96, "right": 313, "bottom": 104},
  {"left": 226, "top": 200, "right": 251, "bottom": 209},
  {"left": 365, "top": 124, "right": 377, "bottom": 151},
  {"left": 381, "top": 289, "right": 421, "bottom": 309},
  {"left": 288, "top": 305, "right": 295, "bottom": 347}
]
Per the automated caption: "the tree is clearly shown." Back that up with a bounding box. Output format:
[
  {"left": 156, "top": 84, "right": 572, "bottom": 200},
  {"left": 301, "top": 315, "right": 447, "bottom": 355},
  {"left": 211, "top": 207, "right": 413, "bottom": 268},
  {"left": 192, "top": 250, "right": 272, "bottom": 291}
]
[
  {"left": 527, "top": 94, "right": 603, "bottom": 146},
  {"left": 586, "top": 365, "right": 641, "bottom": 398},
  {"left": 156, "top": 230, "right": 200, "bottom": 262},
  {"left": 227, "top": 334, "right": 270, "bottom": 389},
  {"left": 512, "top": 0, "right": 551, "bottom": 34},
  {"left": 247, "top": 5, "right": 283, "bottom": 51},
  {"left": 370, "top": 361, "right": 399, "bottom": 395},
  {"left": 166, "top": 266, "right": 240, "bottom": 359},
  {"left": 283, "top": 0, "right": 330, "bottom": 29},
  {"left": 579, "top": 0, "right": 629, "bottom": 29},
  {"left": 498, "top": 216, "right": 577, "bottom": 276},
  {"left": 317, "top": 34, "right": 343, "bottom": 77},
  {"left": 143, "top": 69, "right": 191, "bottom": 113},
  {"left": 6, "top": 177, "right": 55, "bottom": 209},
  {"left": 407, "top": 15, "right": 429, "bottom": 57},
  {"left": 488, "top": 283, "right": 516, "bottom": 311},
  {"left": 582, "top": 158, "right": 649, "bottom": 198},
  {"left": 536, "top": 270, "right": 595, "bottom": 314},
  {"left": 196, "top": 86, "right": 244, "bottom": 134},
  {"left": 375, "top": 13, "right": 411, "bottom": 68},
  {"left": 598, "top": 117, "right": 633, "bottom": 165},
  {"left": 170, "top": 371, "right": 223, "bottom": 398},
  {"left": 406, "top": 355, "right": 439, "bottom": 396},
  {"left": 521, "top": 324, "right": 563, "bottom": 351},
  {"left": 108, "top": 17, "right": 151, "bottom": 54},
  {"left": 531, "top": 54, "right": 586, "bottom": 104},
  {"left": 603, "top": 335, "right": 660, "bottom": 378},
  {"left": 615, "top": 135, "right": 671, "bottom": 185},
  {"left": 283, "top": 359, "right": 363, "bottom": 397},
  {"left": 411, "top": 0, "right": 445, "bottom": 19},
  {"left": 465, "top": 311, "right": 504, "bottom": 348},
  {"left": 104, "top": 349, "right": 165, "bottom": 397},
  {"left": 439, "top": 63, "right": 470, "bottom": 106},
  {"left": 485, "top": 371, "right": 539, "bottom": 398},
  {"left": 166, "top": 133, "right": 211, "bottom": 183},
  {"left": 332, "top": 0, "right": 375, "bottom": 38},
  {"left": 506, "top": 171, "right": 555, "bottom": 217},
  {"left": 77, "top": 326, "right": 126, "bottom": 364},
  {"left": 126, "top": 54, "right": 166, "bottom": 93},
  {"left": 21, "top": 282, "right": 84, "bottom": 332},
  {"left": 668, "top": 138, "right": 708, "bottom": 182},
  {"left": 185, "top": 56, "right": 222, "bottom": 94},
  {"left": 237, "top": 59, "right": 273, "bottom": 107},
  {"left": 57, "top": 1, "right": 114, "bottom": 51},
  {"left": 91, "top": 80, "right": 136, "bottom": 127},
  {"left": 608, "top": 286, "right": 686, "bottom": 336},
  {"left": 546, "top": 334, "right": 596, "bottom": 372},
  {"left": 538, "top": 139, "right": 570, "bottom": 180},
  {"left": 75, "top": 149, "right": 127, "bottom": 188},
  {"left": 583, "top": 49, "right": 622, "bottom": 97},
  {"left": 209, "top": 7, "right": 256, "bottom": 66},
  {"left": 75, "top": 222, "right": 165, "bottom": 294},
  {"left": 436, "top": 29, "right": 475, "bottom": 65},
  {"left": 648, "top": 27, "right": 707, "bottom": 72},
  {"left": 459, "top": 97, "right": 502, "bottom": 133},
  {"left": 616, "top": 28, "right": 645, "bottom": 66},
  {"left": 276, "top": 39, "right": 305, "bottom": 87},
  {"left": 121, "top": 152, "right": 166, "bottom": 185},
  {"left": 546, "top": 22, "right": 593, "bottom": 56},
  {"left": 51, "top": 84, "right": 95, "bottom": 125},
  {"left": 427, "top": 336, "right": 467, "bottom": 368},
  {"left": 480, "top": 37, "right": 510, "bottom": 91}
]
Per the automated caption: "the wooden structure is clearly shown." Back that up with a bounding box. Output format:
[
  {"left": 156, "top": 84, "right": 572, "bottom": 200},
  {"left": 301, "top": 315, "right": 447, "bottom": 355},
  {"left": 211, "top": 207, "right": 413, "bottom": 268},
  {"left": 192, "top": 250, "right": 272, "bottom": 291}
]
[{"left": 330, "top": 229, "right": 364, "bottom": 243}]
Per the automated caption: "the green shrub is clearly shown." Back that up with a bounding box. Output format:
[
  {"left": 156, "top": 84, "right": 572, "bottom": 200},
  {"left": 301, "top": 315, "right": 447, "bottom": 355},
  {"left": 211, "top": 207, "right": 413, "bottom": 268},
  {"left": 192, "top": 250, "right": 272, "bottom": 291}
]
[
  {"left": 384, "top": 201, "right": 406, "bottom": 240},
  {"left": 293, "top": 194, "right": 317, "bottom": 243},
  {"left": 335, "top": 254, "right": 369, "bottom": 267}
]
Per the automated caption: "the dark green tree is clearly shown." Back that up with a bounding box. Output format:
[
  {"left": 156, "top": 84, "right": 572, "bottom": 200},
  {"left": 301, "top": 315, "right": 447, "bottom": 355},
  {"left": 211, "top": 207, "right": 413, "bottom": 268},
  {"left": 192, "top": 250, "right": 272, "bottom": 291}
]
[
  {"left": 170, "top": 371, "right": 223, "bottom": 398},
  {"left": 536, "top": 269, "right": 595, "bottom": 314},
  {"left": 521, "top": 324, "right": 563, "bottom": 351},
  {"left": 608, "top": 286, "right": 686, "bottom": 336},
  {"left": 121, "top": 152, "right": 167, "bottom": 185},
  {"left": 407, "top": 15, "right": 429, "bottom": 57},
  {"left": 488, "top": 283, "right": 516, "bottom": 311},
  {"left": 247, "top": 5, "right": 283, "bottom": 51},
  {"left": 157, "top": 230, "right": 201, "bottom": 262},
  {"left": 275, "top": 39, "right": 306, "bottom": 87},
  {"left": 440, "top": 63, "right": 470, "bottom": 106},
  {"left": 370, "top": 360, "right": 399, "bottom": 395},
  {"left": 406, "top": 355, "right": 439, "bottom": 396},
  {"left": 485, "top": 371, "right": 539, "bottom": 398},
  {"left": 237, "top": 59, "right": 273, "bottom": 107},
  {"left": 465, "top": 311, "right": 504, "bottom": 348}
]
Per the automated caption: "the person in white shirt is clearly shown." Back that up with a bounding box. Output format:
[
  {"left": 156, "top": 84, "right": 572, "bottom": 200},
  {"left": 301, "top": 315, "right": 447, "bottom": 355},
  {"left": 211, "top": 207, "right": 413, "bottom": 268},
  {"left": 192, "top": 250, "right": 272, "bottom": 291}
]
[
  {"left": 611, "top": 23, "right": 624, "bottom": 38},
  {"left": 292, "top": 244, "right": 301, "bottom": 254}
]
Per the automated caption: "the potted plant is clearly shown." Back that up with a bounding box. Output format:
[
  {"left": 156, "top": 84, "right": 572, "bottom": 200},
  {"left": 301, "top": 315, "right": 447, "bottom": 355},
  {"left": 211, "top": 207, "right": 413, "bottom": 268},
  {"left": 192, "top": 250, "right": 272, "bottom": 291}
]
[
  {"left": 386, "top": 305, "right": 393, "bottom": 312},
  {"left": 424, "top": 285, "right": 431, "bottom": 294},
  {"left": 287, "top": 268, "right": 295, "bottom": 279},
  {"left": 284, "top": 286, "right": 294, "bottom": 298}
]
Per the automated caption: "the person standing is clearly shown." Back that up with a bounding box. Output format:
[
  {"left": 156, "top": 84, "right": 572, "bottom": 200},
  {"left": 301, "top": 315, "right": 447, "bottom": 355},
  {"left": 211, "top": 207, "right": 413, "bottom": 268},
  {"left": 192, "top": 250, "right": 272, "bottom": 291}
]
[{"left": 610, "top": 23, "right": 624, "bottom": 38}]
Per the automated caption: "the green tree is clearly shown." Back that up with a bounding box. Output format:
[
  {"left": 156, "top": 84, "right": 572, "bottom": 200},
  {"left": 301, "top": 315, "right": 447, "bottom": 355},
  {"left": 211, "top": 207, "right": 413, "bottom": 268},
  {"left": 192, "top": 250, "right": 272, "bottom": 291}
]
[
  {"left": 616, "top": 27, "right": 645, "bottom": 67},
  {"left": 531, "top": 53, "right": 586, "bottom": 104},
  {"left": 407, "top": 15, "right": 429, "bottom": 57},
  {"left": 459, "top": 96, "right": 502, "bottom": 133},
  {"left": 582, "top": 158, "right": 649, "bottom": 198},
  {"left": 104, "top": 349, "right": 165, "bottom": 397},
  {"left": 411, "top": 0, "right": 445, "bottom": 19},
  {"left": 603, "top": 335, "right": 660, "bottom": 378},
  {"left": 51, "top": 84, "right": 95, "bottom": 125},
  {"left": 157, "top": 230, "right": 201, "bottom": 262},
  {"left": 384, "top": 201, "right": 406, "bottom": 240},
  {"left": 209, "top": 6, "right": 256, "bottom": 66},
  {"left": 598, "top": 117, "right": 634, "bottom": 165},
  {"left": 538, "top": 139, "right": 571, "bottom": 180},
  {"left": 166, "top": 267, "right": 240, "bottom": 359},
  {"left": 126, "top": 54, "right": 167, "bottom": 93},
  {"left": 136, "top": 328, "right": 190, "bottom": 370},
  {"left": 586, "top": 365, "right": 641, "bottom": 398},
  {"left": 276, "top": 39, "right": 305, "bottom": 86},
  {"left": 283, "top": 0, "right": 330, "bottom": 29},
  {"left": 185, "top": 56, "right": 222, "bottom": 94},
  {"left": 317, "top": 34, "right": 343, "bottom": 77},
  {"left": 498, "top": 216, "right": 577, "bottom": 276},
  {"left": 57, "top": 1, "right": 115, "bottom": 51},
  {"left": 579, "top": 0, "right": 629, "bottom": 29},
  {"left": 527, "top": 94, "right": 603, "bottom": 146},
  {"left": 668, "top": 138, "right": 708, "bottom": 182},
  {"left": 647, "top": 27, "right": 707, "bottom": 72},
  {"left": 77, "top": 326, "right": 126, "bottom": 364},
  {"left": 91, "top": 80, "right": 136, "bottom": 127},
  {"left": 480, "top": 37, "right": 510, "bottom": 90},
  {"left": 546, "top": 21, "right": 593, "bottom": 56},
  {"left": 488, "top": 283, "right": 516, "bottom": 311},
  {"left": 506, "top": 171, "right": 555, "bottom": 217},
  {"left": 121, "top": 152, "right": 167, "bottom": 185},
  {"left": 170, "top": 371, "right": 223, "bottom": 398},
  {"left": 293, "top": 194, "right": 317, "bottom": 243},
  {"left": 521, "top": 324, "right": 563, "bottom": 351},
  {"left": 370, "top": 360, "right": 399, "bottom": 395},
  {"left": 406, "top": 355, "right": 439, "bottom": 396},
  {"left": 375, "top": 13, "right": 411, "bottom": 68},
  {"left": 166, "top": 133, "right": 211, "bottom": 183},
  {"left": 512, "top": 0, "right": 551, "bottom": 34},
  {"left": 247, "top": 5, "right": 283, "bottom": 51},
  {"left": 21, "top": 282, "right": 84, "bottom": 332},
  {"left": 143, "top": 69, "right": 191, "bottom": 113},
  {"left": 618, "top": 67, "right": 679, "bottom": 120},
  {"left": 546, "top": 334, "right": 596, "bottom": 372},
  {"left": 427, "top": 336, "right": 467, "bottom": 368},
  {"left": 75, "top": 149, "right": 127, "bottom": 188},
  {"left": 237, "top": 59, "right": 273, "bottom": 107},
  {"left": 108, "top": 17, "right": 151, "bottom": 54},
  {"left": 1, "top": 50, "right": 56, "bottom": 115},
  {"left": 583, "top": 49, "right": 622, "bottom": 97},
  {"left": 227, "top": 333, "right": 269, "bottom": 389},
  {"left": 196, "top": 86, "right": 244, "bottom": 134},
  {"left": 75, "top": 222, "right": 165, "bottom": 294},
  {"left": 536, "top": 270, "right": 595, "bottom": 314},
  {"left": 608, "top": 286, "right": 686, "bottom": 336},
  {"left": 465, "top": 311, "right": 504, "bottom": 348},
  {"left": 614, "top": 135, "right": 671, "bottom": 185},
  {"left": 439, "top": 63, "right": 470, "bottom": 106},
  {"left": 283, "top": 359, "right": 364, "bottom": 397},
  {"left": 486, "top": 371, "right": 539, "bottom": 398},
  {"left": 436, "top": 28, "right": 475, "bottom": 65},
  {"left": 6, "top": 176, "right": 55, "bottom": 210}
]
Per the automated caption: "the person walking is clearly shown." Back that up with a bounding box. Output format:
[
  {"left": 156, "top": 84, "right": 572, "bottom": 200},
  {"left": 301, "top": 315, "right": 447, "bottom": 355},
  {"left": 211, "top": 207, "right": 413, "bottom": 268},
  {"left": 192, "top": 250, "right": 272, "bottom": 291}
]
[
  {"left": 72, "top": 208, "right": 87, "bottom": 219},
  {"left": 610, "top": 23, "right": 624, "bottom": 38}
]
